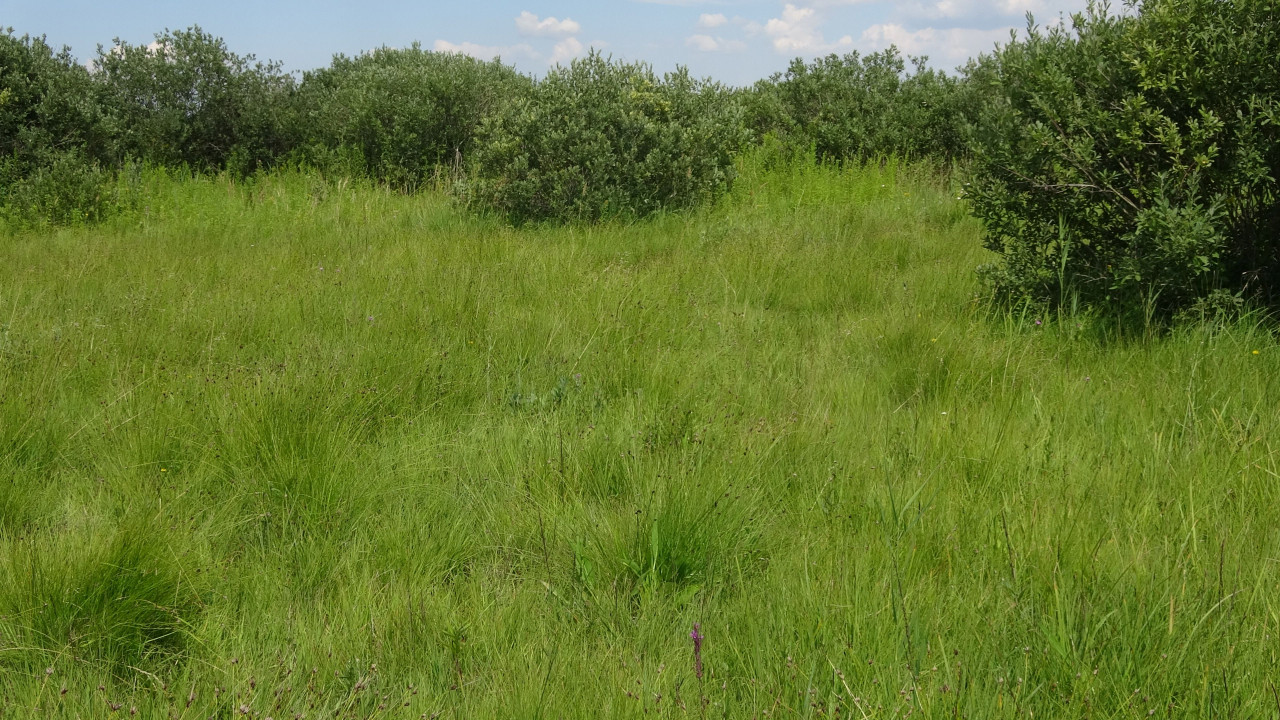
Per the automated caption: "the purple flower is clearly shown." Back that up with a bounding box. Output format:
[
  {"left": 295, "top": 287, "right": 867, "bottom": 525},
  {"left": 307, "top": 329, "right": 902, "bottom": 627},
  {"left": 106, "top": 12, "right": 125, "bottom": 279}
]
[
  {"left": 1034, "top": 319, "right": 1042, "bottom": 326},
  {"left": 690, "top": 623, "right": 704, "bottom": 680}
]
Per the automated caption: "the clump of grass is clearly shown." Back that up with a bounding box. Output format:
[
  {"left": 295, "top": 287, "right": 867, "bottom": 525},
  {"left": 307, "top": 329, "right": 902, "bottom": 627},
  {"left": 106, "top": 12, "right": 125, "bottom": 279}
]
[
  {"left": 604, "top": 475, "right": 770, "bottom": 595},
  {"left": 0, "top": 519, "right": 202, "bottom": 673}
]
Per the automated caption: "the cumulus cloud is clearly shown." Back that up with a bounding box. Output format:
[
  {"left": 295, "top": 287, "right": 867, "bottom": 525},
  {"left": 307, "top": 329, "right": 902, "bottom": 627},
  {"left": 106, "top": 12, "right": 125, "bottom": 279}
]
[
  {"left": 686, "top": 34, "right": 747, "bottom": 52},
  {"left": 764, "top": 4, "right": 853, "bottom": 54},
  {"left": 687, "top": 34, "right": 721, "bottom": 51},
  {"left": 433, "top": 39, "right": 539, "bottom": 61},
  {"left": 698, "top": 12, "right": 729, "bottom": 28},
  {"left": 515, "top": 11, "right": 581, "bottom": 37},
  {"left": 549, "top": 36, "right": 586, "bottom": 65},
  {"left": 897, "top": 0, "right": 1082, "bottom": 23},
  {"left": 441, "top": 11, "right": 588, "bottom": 67},
  {"left": 754, "top": 0, "right": 1034, "bottom": 61},
  {"left": 859, "top": 23, "right": 1013, "bottom": 66}
]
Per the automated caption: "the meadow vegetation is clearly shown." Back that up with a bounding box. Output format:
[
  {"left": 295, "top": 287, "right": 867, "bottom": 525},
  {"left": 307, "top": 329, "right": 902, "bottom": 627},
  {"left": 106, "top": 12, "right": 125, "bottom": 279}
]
[
  {"left": 3, "top": 0, "right": 1280, "bottom": 716},
  {"left": 2, "top": 154, "right": 1280, "bottom": 712},
  {"left": 3, "top": 148, "right": 1279, "bottom": 719}
]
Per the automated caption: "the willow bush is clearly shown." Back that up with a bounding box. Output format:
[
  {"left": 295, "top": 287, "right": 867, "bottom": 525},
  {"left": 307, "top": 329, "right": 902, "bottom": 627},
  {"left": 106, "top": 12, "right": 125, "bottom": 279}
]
[
  {"left": 93, "top": 26, "right": 296, "bottom": 176},
  {"left": 294, "top": 45, "right": 530, "bottom": 190},
  {"left": 0, "top": 29, "right": 117, "bottom": 226},
  {"left": 744, "top": 48, "right": 974, "bottom": 164},
  {"left": 967, "top": 0, "right": 1280, "bottom": 318},
  {"left": 464, "top": 52, "right": 747, "bottom": 224}
]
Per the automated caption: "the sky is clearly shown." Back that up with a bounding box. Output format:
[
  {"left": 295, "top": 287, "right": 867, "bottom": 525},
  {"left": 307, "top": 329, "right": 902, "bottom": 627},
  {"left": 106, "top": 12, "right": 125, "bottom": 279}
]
[{"left": 2, "top": 0, "right": 1089, "bottom": 86}]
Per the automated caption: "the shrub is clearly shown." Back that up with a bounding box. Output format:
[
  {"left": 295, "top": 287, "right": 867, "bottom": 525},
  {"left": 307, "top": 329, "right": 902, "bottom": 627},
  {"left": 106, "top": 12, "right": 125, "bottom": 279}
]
[
  {"left": 0, "top": 150, "right": 120, "bottom": 227},
  {"left": 747, "top": 48, "right": 973, "bottom": 163},
  {"left": 93, "top": 26, "right": 296, "bottom": 175},
  {"left": 294, "top": 45, "right": 530, "bottom": 190},
  {"left": 465, "top": 51, "right": 747, "bottom": 224},
  {"left": 0, "top": 29, "right": 116, "bottom": 226},
  {"left": 967, "top": 0, "right": 1280, "bottom": 317}
]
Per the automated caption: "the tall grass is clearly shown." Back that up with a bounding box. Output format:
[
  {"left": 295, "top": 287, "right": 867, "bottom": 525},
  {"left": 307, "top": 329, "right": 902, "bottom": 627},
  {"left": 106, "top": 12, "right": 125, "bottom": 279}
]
[{"left": 2, "top": 157, "right": 1277, "bottom": 717}]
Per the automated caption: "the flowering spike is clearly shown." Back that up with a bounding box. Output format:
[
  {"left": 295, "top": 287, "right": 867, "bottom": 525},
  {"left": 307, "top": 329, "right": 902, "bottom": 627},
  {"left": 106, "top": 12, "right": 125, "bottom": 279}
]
[{"left": 690, "top": 622, "right": 704, "bottom": 680}]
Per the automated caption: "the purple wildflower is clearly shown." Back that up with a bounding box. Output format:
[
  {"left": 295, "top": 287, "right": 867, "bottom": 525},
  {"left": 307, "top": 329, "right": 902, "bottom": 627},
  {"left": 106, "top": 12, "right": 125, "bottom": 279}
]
[{"left": 690, "top": 623, "right": 704, "bottom": 680}]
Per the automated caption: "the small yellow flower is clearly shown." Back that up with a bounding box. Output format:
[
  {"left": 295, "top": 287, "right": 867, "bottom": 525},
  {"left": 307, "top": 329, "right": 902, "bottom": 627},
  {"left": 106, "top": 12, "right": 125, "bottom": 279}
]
[
  {"left": 1253, "top": 350, "right": 1261, "bottom": 355},
  {"left": 931, "top": 338, "right": 938, "bottom": 343},
  {"left": 161, "top": 468, "right": 167, "bottom": 472}
]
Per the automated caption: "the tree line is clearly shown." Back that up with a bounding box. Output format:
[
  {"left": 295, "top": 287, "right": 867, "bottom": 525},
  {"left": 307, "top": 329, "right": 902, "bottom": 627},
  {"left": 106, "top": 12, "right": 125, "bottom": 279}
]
[{"left": 3, "top": 0, "right": 1277, "bottom": 319}]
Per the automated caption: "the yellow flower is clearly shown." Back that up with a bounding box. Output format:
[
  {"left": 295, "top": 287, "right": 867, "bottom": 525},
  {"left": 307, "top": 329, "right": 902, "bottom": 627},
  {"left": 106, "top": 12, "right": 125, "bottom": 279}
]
[{"left": 1253, "top": 350, "right": 1261, "bottom": 355}]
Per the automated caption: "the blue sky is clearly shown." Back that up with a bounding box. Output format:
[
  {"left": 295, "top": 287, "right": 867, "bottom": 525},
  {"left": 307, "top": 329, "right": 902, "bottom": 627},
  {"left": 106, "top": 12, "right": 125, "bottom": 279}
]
[{"left": 4, "top": 0, "right": 1088, "bottom": 86}]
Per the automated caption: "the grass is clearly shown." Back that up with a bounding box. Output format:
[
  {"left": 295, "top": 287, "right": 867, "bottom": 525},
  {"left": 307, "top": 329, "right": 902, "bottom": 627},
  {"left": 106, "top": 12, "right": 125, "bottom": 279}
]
[{"left": 1, "top": 156, "right": 1278, "bottom": 718}]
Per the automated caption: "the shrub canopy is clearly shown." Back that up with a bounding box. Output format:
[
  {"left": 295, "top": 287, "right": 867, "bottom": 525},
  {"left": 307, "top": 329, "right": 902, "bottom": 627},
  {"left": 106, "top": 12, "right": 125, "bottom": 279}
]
[
  {"left": 968, "top": 0, "right": 1280, "bottom": 317},
  {"left": 0, "top": 29, "right": 117, "bottom": 225},
  {"left": 93, "top": 26, "right": 296, "bottom": 175},
  {"left": 746, "top": 48, "right": 974, "bottom": 163},
  {"left": 465, "top": 52, "right": 747, "bottom": 224},
  {"left": 295, "top": 45, "right": 529, "bottom": 190}
]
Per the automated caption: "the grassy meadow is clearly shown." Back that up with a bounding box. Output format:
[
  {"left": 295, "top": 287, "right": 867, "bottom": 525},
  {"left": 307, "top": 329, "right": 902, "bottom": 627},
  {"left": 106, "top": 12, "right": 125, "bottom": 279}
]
[{"left": 2, "top": 157, "right": 1279, "bottom": 718}]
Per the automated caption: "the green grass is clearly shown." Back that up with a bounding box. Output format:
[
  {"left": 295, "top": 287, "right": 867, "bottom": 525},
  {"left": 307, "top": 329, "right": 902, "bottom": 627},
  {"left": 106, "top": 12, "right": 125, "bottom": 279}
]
[{"left": 2, "top": 157, "right": 1278, "bottom": 718}]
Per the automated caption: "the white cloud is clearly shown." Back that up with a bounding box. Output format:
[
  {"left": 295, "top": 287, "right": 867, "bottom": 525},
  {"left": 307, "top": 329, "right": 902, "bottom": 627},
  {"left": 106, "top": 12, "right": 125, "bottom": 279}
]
[
  {"left": 515, "top": 11, "right": 581, "bottom": 37},
  {"left": 686, "top": 34, "right": 747, "bottom": 52},
  {"left": 859, "top": 23, "right": 1013, "bottom": 66},
  {"left": 687, "top": 34, "right": 721, "bottom": 51},
  {"left": 433, "top": 39, "right": 539, "bottom": 61},
  {"left": 997, "top": 0, "right": 1045, "bottom": 13},
  {"left": 549, "top": 36, "right": 586, "bottom": 65},
  {"left": 698, "top": 12, "right": 729, "bottom": 28},
  {"left": 764, "top": 4, "right": 853, "bottom": 54},
  {"left": 898, "top": 0, "right": 1079, "bottom": 22}
]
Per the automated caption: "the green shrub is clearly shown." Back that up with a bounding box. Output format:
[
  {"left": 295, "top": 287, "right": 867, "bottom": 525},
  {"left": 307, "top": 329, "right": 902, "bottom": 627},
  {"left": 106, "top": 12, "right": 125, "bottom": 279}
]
[
  {"left": 967, "top": 0, "right": 1280, "bottom": 318},
  {"left": 0, "top": 29, "right": 117, "bottom": 226},
  {"left": 295, "top": 45, "right": 529, "bottom": 190},
  {"left": 0, "top": 149, "right": 118, "bottom": 227},
  {"left": 747, "top": 48, "right": 973, "bottom": 163},
  {"left": 465, "top": 51, "right": 747, "bottom": 224},
  {"left": 94, "top": 26, "right": 296, "bottom": 175}
]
